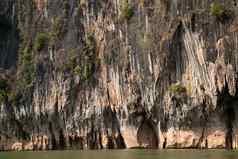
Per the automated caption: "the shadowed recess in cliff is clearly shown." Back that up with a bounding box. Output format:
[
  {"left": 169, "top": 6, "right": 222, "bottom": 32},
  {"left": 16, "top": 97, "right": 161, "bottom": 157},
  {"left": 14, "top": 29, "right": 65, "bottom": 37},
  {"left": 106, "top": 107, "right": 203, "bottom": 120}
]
[
  {"left": 103, "top": 106, "right": 126, "bottom": 149},
  {"left": 137, "top": 118, "right": 158, "bottom": 148},
  {"left": 0, "top": 1, "right": 19, "bottom": 69},
  {"left": 216, "top": 81, "right": 238, "bottom": 149}
]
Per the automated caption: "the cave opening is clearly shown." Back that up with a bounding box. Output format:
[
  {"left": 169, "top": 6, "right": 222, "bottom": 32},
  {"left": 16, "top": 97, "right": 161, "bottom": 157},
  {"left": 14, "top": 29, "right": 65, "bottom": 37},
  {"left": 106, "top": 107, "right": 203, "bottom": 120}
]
[
  {"left": 216, "top": 82, "right": 237, "bottom": 149},
  {"left": 137, "top": 119, "right": 159, "bottom": 149},
  {"left": 225, "top": 107, "right": 235, "bottom": 149}
]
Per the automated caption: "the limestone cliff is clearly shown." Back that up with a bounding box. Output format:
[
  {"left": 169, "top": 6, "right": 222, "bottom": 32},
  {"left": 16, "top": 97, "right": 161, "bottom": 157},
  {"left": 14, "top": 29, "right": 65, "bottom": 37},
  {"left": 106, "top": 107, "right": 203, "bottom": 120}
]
[{"left": 0, "top": 0, "right": 238, "bottom": 151}]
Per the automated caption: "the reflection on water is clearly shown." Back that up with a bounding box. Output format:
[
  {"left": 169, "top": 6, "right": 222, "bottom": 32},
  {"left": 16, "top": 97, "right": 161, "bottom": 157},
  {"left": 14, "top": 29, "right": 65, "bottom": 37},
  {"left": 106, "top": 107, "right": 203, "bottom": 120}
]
[{"left": 0, "top": 149, "right": 238, "bottom": 159}]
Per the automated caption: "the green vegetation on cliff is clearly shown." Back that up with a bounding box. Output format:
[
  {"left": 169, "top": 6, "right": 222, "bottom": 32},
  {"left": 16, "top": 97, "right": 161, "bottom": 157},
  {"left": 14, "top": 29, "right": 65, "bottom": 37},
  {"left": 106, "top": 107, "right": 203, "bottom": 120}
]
[
  {"left": 120, "top": 0, "right": 134, "bottom": 22},
  {"left": 210, "top": 3, "right": 225, "bottom": 18},
  {"left": 169, "top": 83, "right": 187, "bottom": 94},
  {"left": 81, "top": 34, "right": 98, "bottom": 82},
  {"left": 20, "top": 47, "right": 35, "bottom": 88},
  {"left": 62, "top": 33, "right": 98, "bottom": 83},
  {"left": 34, "top": 32, "right": 49, "bottom": 51},
  {"left": 50, "top": 17, "right": 65, "bottom": 45},
  {"left": 210, "top": 2, "right": 233, "bottom": 23}
]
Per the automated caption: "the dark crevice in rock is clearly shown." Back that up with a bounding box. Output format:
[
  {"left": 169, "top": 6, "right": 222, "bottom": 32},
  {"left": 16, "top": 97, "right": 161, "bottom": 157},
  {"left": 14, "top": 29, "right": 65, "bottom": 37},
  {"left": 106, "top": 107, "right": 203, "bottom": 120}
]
[
  {"left": 59, "top": 129, "right": 66, "bottom": 150},
  {"left": 162, "top": 137, "right": 167, "bottom": 149},
  {"left": 106, "top": 135, "right": 114, "bottom": 149},
  {"left": 68, "top": 134, "right": 84, "bottom": 150},
  {"left": 234, "top": 0, "right": 237, "bottom": 6},
  {"left": 103, "top": 105, "right": 126, "bottom": 149},
  {"left": 115, "top": 133, "right": 126, "bottom": 149},
  {"left": 216, "top": 81, "right": 237, "bottom": 149},
  {"left": 51, "top": 133, "right": 57, "bottom": 150},
  {"left": 49, "top": 122, "right": 57, "bottom": 150},
  {"left": 191, "top": 13, "right": 196, "bottom": 32},
  {"left": 196, "top": 91, "right": 210, "bottom": 148},
  {"left": 170, "top": 20, "right": 185, "bottom": 81},
  {"left": 87, "top": 130, "right": 101, "bottom": 149},
  {"left": 225, "top": 107, "right": 235, "bottom": 149},
  {"left": 196, "top": 127, "right": 206, "bottom": 148},
  {"left": 74, "top": 135, "right": 84, "bottom": 149},
  {"left": 137, "top": 119, "right": 158, "bottom": 149}
]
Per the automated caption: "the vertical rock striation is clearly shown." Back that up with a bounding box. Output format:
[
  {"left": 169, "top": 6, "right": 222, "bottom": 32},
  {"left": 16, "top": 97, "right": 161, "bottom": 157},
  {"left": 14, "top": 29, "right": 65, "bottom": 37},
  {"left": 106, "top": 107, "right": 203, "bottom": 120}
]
[{"left": 0, "top": 0, "right": 238, "bottom": 150}]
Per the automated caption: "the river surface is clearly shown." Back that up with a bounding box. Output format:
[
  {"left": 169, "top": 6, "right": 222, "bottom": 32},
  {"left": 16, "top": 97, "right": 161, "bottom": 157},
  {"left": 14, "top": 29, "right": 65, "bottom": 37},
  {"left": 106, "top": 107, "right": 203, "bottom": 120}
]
[{"left": 0, "top": 149, "right": 238, "bottom": 159}]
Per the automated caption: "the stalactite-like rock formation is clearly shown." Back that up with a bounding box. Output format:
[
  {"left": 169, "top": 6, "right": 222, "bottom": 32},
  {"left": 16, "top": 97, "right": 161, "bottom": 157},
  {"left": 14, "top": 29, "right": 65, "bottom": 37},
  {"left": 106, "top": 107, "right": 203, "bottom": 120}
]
[{"left": 0, "top": 0, "right": 238, "bottom": 150}]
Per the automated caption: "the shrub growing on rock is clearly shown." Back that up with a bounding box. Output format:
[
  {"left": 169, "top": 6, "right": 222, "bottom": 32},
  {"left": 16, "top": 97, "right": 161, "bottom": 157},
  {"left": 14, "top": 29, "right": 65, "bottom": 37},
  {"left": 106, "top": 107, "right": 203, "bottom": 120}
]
[
  {"left": 169, "top": 83, "right": 186, "bottom": 94},
  {"left": 34, "top": 32, "right": 49, "bottom": 51},
  {"left": 210, "top": 2, "right": 225, "bottom": 17},
  {"left": 120, "top": 0, "right": 134, "bottom": 22},
  {"left": 210, "top": 2, "right": 233, "bottom": 23},
  {"left": 50, "top": 17, "right": 64, "bottom": 45}
]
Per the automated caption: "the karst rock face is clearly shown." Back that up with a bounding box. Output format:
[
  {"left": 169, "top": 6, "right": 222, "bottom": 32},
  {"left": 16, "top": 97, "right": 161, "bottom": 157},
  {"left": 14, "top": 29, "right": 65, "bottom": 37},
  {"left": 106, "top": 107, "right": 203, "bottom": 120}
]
[{"left": 0, "top": 0, "right": 238, "bottom": 150}]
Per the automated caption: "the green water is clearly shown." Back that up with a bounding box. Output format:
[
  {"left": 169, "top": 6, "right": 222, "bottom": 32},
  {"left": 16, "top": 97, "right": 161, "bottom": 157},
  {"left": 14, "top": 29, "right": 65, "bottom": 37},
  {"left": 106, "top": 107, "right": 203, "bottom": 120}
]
[{"left": 0, "top": 150, "right": 238, "bottom": 159}]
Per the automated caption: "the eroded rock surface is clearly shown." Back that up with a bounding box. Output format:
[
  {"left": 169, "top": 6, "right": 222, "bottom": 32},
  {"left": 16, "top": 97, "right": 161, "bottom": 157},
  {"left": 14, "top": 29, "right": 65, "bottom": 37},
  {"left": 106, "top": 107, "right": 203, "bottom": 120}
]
[{"left": 0, "top": 0, "right": 238, "bottom": 150}]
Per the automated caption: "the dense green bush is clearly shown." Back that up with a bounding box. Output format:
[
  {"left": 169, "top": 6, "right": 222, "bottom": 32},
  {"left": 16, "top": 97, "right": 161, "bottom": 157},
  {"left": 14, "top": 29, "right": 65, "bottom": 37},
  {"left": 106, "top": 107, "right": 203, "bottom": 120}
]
[
  {"left": 63, "top": 48, "right": 77, "bottom": 73},
  {"left": 50, "top": 17, "right": 64, "bottom": 45},
  {"left": 210, "top": 2, "right": 233, "bottom": 23},
  {"left": 62, "top": 34, "right": 97, "bottom": 83},
  {"left": 169, "top": 83, "right": 186, "bottom": 94},
  {"left": 121, "top": 1, "right": 134, "bottom": 21},
  {"left": 20, "top": 47, "right": 35, "bottom": 88},
  {"left": 73, "top": 65, "right": 81, "bottom": 76},
  {"left": 210, "top": 2, "right": 225, "bottom": 18},
  {"left": 8, "top": 91, "right": 21, "bottom": 106},
  {"left": 82, "top": 34, "right": 97, "bottom": 81},
  {"left": 83, "top": 63, "right": 92, "bottom": 81},
  {"left": 34, "top": 32, "right": 49, "bottom": 51}
]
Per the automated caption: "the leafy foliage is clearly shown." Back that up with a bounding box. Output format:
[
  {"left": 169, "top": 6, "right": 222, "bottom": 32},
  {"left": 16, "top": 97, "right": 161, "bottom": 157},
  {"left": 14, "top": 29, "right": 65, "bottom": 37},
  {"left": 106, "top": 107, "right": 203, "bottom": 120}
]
[
  {"left": 20, "top": 47, "right": 35, "bottom": 88},
  {"left": 62, "top": 33, "right": 98, "bottom": 84},
  {"left": 73, "top": 65, "right": 81, "bottom": 76},
  {"left": 169, "top": 83, "right": 187, "bottom": 94},
  {"left": 50, "top": 17, "right": 64, "bottom": 45},
  {"left": 210, "top": 2, "right": 233, "bottom": 23},
  {"left": 64, "top": 48, "right": 78, "bottom": 72},
  {"left": 34, "top": 32, "right": 49, "bottom": 51},
  {"left": 81, "top": 34, "right": 97, "bottom": 81},
  {"left": 120, "top": 0, "right": 134, "bottom": 21},
  {"left": 210, "top": 2, "right": 225, "bottom": 18},
  {"left": 16, "top": 41, "right": 36, "bottom": 101}
]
